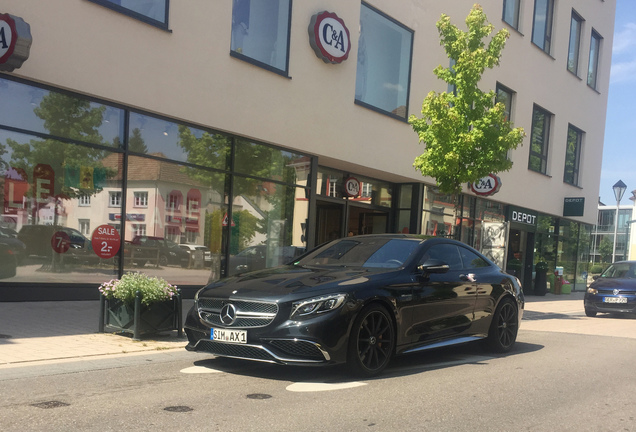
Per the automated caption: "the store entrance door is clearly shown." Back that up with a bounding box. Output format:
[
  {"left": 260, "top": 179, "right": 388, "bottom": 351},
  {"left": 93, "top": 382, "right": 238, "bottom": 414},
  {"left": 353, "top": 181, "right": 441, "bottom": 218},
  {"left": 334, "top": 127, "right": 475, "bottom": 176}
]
[
  {"left": 508, "top": 229, "right": 535, "bottom": 294},
  {"left": 315, "top": 200, "right": 389, "bottom": 245}
]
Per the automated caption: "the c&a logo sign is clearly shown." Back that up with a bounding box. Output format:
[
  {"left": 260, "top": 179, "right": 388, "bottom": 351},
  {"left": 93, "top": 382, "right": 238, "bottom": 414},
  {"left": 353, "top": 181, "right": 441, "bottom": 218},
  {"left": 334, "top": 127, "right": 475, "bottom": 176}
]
[
  {"left": 308, "top": 11, "right": 351, "bottom": 64},
  {"left": 0, "top": 13, "right": 32, "bottom": 72}
]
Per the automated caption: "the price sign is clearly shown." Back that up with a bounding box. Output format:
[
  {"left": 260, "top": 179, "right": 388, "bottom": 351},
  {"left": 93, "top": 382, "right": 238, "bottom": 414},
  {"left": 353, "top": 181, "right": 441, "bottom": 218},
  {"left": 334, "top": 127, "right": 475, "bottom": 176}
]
[
  {"left": 51, "top": 231, "right": 71, "bottom": 254},
  {"left": 91, "top": 224, "right": 121, "bottom": 259}
]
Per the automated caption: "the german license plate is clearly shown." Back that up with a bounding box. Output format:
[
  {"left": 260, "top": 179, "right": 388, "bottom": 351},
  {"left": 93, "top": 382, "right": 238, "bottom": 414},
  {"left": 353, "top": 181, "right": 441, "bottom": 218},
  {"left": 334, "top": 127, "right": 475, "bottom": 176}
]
[
  {"left": 603, "top": 297, "right": 627, "bottom": 304},
  {"left": 211, "top": 328, "right": 247, "bottom": 344}
]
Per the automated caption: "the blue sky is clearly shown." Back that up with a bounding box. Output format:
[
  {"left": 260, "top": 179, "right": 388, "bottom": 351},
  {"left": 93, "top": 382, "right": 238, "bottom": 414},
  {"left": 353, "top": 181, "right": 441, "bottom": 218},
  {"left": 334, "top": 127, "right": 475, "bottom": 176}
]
[{"left": 600, "top": 0, "right": 636, "bottom": 205}]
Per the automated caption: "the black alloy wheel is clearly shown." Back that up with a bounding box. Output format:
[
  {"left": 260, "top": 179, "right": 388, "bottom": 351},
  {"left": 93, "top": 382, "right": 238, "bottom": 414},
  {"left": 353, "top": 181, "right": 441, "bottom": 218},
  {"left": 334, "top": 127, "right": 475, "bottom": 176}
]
[
  {"left": 348, "top": 304, "right": 395, "bottom": 377},
  {"left": 159, "top": 255, "right": 169, "bottom": 266},
  {"left": 486, "top": 297, "right": 518, "bottom": 353}
]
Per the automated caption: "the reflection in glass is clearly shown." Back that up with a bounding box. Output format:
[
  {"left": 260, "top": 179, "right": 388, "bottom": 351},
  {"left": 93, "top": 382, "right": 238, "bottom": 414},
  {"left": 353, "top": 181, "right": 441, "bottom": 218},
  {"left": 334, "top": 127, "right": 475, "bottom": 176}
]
[
  {"left": 0, "top": 77, "right": 124, "bottom": 147},
  {"left": 356, "top": 3, "right": 413, "bottom": 118},
  {"left": 234, "top": 139, "right": 305, "bottom": 185},
  {"left": 223, "top": 177, "right": 307, "bottom": 277},
  {"left": 231, "top": 0, "right": 291, "bottom": 72},
  {"left": 0, "top": 130, "right": 120, "bottom": 282},
  {"left": 121, "top": 156, "right": 227, "bottom": 285}
]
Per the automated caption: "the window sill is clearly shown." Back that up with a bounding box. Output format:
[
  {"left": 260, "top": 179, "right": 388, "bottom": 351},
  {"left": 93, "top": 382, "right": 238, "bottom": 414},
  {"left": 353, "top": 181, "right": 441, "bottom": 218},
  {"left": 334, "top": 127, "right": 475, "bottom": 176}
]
[{"left": 230, "top": 51, "right": 291, "bottom": 79}]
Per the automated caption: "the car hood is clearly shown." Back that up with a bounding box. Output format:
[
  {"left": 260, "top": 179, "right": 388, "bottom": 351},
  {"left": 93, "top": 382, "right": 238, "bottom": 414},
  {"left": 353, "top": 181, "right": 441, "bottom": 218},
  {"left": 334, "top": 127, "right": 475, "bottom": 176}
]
[
  {"left": 197, "top": 265, "right": 396, "bottom": 301},
  {"left": 590, "top": 277, "right": 636, "bottom": 292}
]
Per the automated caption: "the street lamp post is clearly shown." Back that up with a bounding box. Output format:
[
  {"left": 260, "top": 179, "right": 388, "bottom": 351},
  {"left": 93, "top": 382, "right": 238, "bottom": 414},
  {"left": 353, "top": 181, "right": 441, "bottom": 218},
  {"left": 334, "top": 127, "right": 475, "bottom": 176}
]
[{"left": 612, "top": 180, "right": 627, "bottom": 263}]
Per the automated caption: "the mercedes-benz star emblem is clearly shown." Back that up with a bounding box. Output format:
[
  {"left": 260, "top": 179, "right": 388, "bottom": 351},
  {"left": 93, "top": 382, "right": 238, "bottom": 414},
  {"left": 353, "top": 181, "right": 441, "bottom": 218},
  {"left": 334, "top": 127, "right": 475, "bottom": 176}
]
[
  {"left": 220, "top": 304, "right": 237, "bottom": 325},
  {"left": 613, "top": 289, "right": 620, "bottom": 296}
]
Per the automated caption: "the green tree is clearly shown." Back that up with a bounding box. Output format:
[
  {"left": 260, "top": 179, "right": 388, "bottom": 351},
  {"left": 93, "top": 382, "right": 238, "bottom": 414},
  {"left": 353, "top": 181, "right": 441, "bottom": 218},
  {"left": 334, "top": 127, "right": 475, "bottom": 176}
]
[
  {"left": 409, "top": 4, "right": 525, "bottom": 198},
  {"left": 597, "top": 237, "right": 613, "bottom": 264}
]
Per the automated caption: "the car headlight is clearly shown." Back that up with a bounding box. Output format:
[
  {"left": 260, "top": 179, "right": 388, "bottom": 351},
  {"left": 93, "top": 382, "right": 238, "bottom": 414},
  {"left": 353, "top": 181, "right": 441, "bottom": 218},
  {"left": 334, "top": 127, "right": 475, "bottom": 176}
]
[
  {"left": 587, "top": 287, "right": 598, "bottom": 295},
  {"left": 290, "top": 294, "right": 347, "bottom": 319}
]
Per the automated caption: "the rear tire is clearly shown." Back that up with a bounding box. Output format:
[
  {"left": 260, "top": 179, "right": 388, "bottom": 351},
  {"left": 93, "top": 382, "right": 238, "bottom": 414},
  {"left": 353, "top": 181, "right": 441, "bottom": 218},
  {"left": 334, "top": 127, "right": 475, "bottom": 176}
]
[
  {"left": 347, "top": 304, "right": 395, "bottom": 377},
  {"left": 486, "top": 297, "right": 518, "bottom": 353}
]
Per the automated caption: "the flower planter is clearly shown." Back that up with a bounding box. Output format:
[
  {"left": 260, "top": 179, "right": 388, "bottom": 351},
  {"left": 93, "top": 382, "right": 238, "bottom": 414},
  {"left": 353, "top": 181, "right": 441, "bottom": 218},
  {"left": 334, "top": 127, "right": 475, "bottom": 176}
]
[{"left": 99, "top": 292, "right": 183, "bottom": 340}]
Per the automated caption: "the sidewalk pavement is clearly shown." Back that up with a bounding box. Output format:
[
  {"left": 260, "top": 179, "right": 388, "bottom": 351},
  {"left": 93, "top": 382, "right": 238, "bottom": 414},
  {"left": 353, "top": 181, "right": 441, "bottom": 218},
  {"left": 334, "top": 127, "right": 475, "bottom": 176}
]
[{"left": 0, "top": 290, "right": 625, "bottom": 370}]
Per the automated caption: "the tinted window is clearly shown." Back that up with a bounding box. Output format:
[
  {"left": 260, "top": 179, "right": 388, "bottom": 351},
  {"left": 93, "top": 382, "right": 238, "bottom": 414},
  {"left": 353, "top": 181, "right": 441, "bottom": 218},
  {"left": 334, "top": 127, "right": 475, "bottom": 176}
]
[
  {"left": 355, "top": 3, "right": 413, "bottom": 119},
  {"left": 458, "top": 247, "right": 490, "bottom": 269},
  {"left": 425, "top": 244, "right": 463, "bottom": 270},
  {"left": 230, "top": 0, "right": 292, "bottom": 74}
]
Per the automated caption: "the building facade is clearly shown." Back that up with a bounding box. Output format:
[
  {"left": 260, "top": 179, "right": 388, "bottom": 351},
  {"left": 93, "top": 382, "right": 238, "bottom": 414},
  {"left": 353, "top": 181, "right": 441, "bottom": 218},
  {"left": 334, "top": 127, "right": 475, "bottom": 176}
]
[
  {"left": 0, "top": 0, "right": 615, "bottom": 300},
  {"left": 590, "top": 191, "right": 636, "bottom": 266}
]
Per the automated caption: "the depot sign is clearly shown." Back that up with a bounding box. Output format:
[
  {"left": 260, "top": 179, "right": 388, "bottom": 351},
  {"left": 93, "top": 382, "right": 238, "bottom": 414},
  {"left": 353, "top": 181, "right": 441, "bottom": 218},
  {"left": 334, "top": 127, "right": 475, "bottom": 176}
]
[
  {"left": 0, "top": 13, "right": 32, "bottom": 72},
  {"left": 506, "top": 205, "right": 538, "bottom": 228},
  {"left": 308, "top": 11, "right": 351, "bottom": 64}
]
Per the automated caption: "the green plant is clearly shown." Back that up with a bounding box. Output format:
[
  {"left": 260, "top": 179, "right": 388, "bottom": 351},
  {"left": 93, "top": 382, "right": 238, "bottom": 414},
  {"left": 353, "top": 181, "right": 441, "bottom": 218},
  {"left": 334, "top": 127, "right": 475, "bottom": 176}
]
[
  {"left": 98, "top": 273, "right": 178, "bottom": 306},
  {"left": 535, "top": 261, "right": 549, "bottom": 272}
]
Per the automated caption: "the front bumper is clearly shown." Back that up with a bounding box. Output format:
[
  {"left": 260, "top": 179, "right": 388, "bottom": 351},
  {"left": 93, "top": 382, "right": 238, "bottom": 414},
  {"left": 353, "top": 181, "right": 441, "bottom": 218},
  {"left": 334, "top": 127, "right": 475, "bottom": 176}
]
[
  {"left": 584, "top": 294, "right": 636, "bottom": 314},
  {"left": 184, "top": 300, "right": 352, "bottom": 366}
]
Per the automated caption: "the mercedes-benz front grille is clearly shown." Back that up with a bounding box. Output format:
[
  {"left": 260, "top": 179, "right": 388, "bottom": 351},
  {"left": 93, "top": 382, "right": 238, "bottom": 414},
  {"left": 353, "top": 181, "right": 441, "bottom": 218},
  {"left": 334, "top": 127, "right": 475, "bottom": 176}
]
[{"left": 197, "top": 298, "right": 278, "bottom": 328}]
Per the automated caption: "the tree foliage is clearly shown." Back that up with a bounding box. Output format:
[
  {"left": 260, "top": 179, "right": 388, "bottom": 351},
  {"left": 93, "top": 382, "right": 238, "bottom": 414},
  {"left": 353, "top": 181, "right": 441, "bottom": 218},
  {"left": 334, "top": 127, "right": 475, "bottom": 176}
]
[{"left": 409, "top": 4, "right": 525, "bottom": 196}]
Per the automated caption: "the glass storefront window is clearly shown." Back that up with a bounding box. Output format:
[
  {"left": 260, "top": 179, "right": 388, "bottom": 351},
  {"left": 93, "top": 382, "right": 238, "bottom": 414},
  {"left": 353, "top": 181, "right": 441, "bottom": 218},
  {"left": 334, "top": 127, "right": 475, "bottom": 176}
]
[
  {"left": 234, "top": 139, "right": 306, "bottom": 185},
  {"left": 0, "top": 77, "right": 124, "bottom": 147},
  {"left": 421, "top": 186, "right": 455, "bottom": 238},
  {"left": 129, "top": 113, "right": 230, "bottom": 171},
  {"left": 120, "top": 156, "right": 227, "bottom": 285},
  {"left": 1, "top": 130, "right": 121, "bottom": 283},
  {"left": 222, "top": 176, "right": 307, "bottom": 277}
]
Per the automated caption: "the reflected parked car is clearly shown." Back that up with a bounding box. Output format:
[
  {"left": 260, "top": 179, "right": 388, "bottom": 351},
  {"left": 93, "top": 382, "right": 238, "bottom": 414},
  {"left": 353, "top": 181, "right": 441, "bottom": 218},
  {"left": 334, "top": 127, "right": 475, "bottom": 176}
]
[
  {"left": 222, "top": 245, "right": 306, "bottom": 276},
  {"left": 17, "top": 225, "right": 93, "bottom": 261},
  {"left": 0, "top": 241, "right": 17, "bottom": 279},
  {"left": 179, "top": 244, "right": 212, "bottom": 267},
  {"left": 186, "top": 234, "right": 524, "bottom": 376},
  {"left": 0, "top": 227, "right": 26, "bottom": 264},
  {"left": 585, "top": 261, "right": 636, "bottom": 317}
]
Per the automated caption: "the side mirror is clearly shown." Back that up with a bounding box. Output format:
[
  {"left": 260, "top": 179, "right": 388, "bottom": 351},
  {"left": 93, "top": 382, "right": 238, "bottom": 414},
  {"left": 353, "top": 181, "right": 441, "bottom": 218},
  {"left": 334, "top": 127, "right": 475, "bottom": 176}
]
[
  {"left": 592, "top": 275, "right": 599, "bottom": 281},
  {"left": 417, "top": 259, "right": 450, "bottom": 274}
]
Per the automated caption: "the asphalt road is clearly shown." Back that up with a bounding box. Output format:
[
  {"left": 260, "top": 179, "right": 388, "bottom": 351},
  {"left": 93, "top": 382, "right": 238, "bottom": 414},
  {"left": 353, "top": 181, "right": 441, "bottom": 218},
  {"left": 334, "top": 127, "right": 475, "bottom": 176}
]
[{"left": 1, "top": 323, "right": 635, "bottom": 432}]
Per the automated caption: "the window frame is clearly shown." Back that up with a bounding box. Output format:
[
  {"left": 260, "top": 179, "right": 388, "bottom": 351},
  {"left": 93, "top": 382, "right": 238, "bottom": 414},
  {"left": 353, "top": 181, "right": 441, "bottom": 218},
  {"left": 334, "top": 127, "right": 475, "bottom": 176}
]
[
  {"left": 531, "top": 0, "right": 554, "bottom": 54},
  {"left": 86, "top": 0, "right": 170, "bottom": 31},
  {"left": 133, "top": 191, "right": 149, "bottom": 208},
  {"left": 587, "top": 29, "right": 603, "bottom": 90},
  {"left": 567, "top": 10, "right": 584, "bottom": 75},
  {"left": 563, "top": 124, "right": 583, "bottom": 186},
  {"left": 109, "top": 191, "right": 122, "bottom": 208},
  {"left": 355, "top": 1, "right": 414, "bottom": 121},
  {"left": 528, "top": 104, "right": 552, "bottom": 175},
  {"left": 502, "top": 0, "right": 521, "bottom": 30},
  {"left": 78, "top": 195, "right": 91, "bottom": 207},
  {"left": 229, "top": 0, "right": 293, "bottom": 77}
]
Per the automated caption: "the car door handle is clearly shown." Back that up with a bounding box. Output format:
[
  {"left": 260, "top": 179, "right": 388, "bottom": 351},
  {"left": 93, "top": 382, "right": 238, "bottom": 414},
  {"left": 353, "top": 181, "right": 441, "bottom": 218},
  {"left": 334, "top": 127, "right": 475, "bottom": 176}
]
[{"left": 460, "top": 273, "right": 476, "bottom": 282}]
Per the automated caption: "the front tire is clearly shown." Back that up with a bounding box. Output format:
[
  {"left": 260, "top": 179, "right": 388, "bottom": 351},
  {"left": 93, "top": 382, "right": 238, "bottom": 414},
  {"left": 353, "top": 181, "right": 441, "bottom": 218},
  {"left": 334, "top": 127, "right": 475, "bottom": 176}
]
[
  {"left": 347, "top": 304, "right": 395, "bottom": 377},
  {"left": 585, "top": 308, "right": 597, "bottom": 317},
  {"left": 486, "top": 297, "right": 518, "bottom": 353}
]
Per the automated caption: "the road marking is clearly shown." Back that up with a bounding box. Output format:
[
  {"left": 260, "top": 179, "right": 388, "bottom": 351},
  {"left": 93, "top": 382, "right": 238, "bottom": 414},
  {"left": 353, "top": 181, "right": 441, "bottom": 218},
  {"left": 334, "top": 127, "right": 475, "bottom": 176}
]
[
  {"left": 286, "top": 382, "right": 367, "bottom": 392},
  {"left": 180, "top": 365, "right": 222, "bottom": 374}
]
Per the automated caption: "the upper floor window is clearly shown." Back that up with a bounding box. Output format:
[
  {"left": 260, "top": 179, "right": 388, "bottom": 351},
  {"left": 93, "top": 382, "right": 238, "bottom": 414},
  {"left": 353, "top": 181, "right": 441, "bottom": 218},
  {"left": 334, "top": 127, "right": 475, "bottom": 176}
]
[
  {"left": 588, "top": 30, "right": 603, "bottom": 90},
  {"left": 528, "top": 105, "right": 552, "bottom": 175},
  {"left": 496, "top": 83, "right": 515, "bottom": 121},
  {"left": 166, "top": 192, "right": 181, "bottom": 210},
  {"left": 502, "top": 0, "right": 521, "bottom": 30},
  {"left": 355, "top": 2, "right": 414, "bottom": 120},
  {"left": 88, "top": 0, "right": 169, "bottom": 29},
  {"left": 567, "top": 11, "right": 584, "bottom": 75},
  {"left": 109, "top": 191, "right": 122, "bottom": 207},
  {"left": 230, "top": 0, "right": 292, "bottom": 75},
  {"left": 564, "top": 125, "right": 583, "bottom": 186},
  {"left": 532, "top": 0, "right": 554, "bottom": 54},
  {"left": 78, "top": 195, "right": 91, "bottom": 207},
  {"left": 134, "top": 191, "right": 148, "bottom": 208}
]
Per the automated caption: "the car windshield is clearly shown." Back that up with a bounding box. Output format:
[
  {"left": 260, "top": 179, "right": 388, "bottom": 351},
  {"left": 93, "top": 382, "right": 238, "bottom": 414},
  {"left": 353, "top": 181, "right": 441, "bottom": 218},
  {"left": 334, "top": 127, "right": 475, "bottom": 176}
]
[
  {"left": 296, "top": 238, "right": 420, "bottom": 268},
  {"left": 600, "top": 263, "right": 636, "bottom": 279}
]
